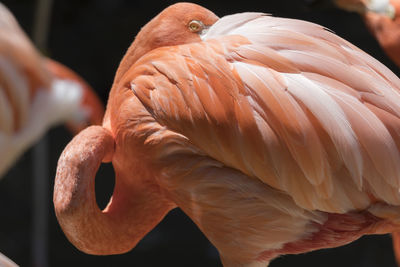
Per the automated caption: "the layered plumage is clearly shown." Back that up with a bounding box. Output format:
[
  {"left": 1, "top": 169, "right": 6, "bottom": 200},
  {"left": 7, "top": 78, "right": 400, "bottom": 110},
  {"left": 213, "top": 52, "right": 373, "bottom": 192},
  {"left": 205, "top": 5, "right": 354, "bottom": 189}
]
[
  {"left": 54, "top": 3, "right": 400, "bottom": 266},
  {"left": 0, "top": 3, "right": 104, "bottom": 178}
]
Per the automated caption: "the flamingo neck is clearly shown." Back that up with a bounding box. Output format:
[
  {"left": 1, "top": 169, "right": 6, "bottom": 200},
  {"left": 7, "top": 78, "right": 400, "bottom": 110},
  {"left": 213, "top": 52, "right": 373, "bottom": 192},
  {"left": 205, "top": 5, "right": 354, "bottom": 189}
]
[{"left": 54, "top": 126, "right": 174, "bottom": 255}]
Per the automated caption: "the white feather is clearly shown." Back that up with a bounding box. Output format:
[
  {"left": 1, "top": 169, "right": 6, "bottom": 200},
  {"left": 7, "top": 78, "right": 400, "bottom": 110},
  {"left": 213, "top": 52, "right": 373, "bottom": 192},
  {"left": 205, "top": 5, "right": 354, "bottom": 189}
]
[
  {"left": 283, "top": 73, "right": 364, "bottom": 189},
  {"left": 201, "top": 13, "right": 265, "bottom": 40},
  {"left": 0, "top": 79, "right": 84, "bottom": 177},
  {"left": 367, "top": 0, "right": 395, "bottom": 17}
]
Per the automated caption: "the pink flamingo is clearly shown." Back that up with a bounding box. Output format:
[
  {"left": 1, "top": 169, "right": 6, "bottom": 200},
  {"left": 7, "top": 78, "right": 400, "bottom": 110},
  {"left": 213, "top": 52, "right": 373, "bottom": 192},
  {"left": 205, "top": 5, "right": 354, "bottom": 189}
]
[{"left": 54, "top": 3, "right": 400, "bottom": 266}]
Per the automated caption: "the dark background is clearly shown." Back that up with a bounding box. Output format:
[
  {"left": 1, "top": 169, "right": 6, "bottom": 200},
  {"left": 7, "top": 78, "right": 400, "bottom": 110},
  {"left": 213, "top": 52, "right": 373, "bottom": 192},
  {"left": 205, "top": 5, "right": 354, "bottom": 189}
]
[{"left": 1, "top": 0, "right": 400, "bottom": 266}]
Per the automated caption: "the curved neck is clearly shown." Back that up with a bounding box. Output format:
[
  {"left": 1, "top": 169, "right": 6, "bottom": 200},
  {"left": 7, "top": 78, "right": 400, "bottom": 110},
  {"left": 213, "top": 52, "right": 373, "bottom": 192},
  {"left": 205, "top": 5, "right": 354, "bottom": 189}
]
[{"left": 54, "top": 125, "right": 173, "bottom": 254}]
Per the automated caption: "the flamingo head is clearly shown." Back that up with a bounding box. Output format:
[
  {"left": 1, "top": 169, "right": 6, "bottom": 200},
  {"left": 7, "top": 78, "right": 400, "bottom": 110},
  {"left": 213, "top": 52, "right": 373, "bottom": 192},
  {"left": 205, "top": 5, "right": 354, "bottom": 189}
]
[{"left": 114, "top": 2, "right": 219, "bottom": 83}]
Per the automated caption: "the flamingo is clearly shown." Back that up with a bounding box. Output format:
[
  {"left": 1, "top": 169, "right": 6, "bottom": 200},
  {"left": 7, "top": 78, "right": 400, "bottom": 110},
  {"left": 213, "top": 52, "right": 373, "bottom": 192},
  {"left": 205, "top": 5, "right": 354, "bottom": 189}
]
[
  {"left": 0, "top": 2, "right": 104, "bottom": 178},
  {"left": 0, "top": 3, "right": 103, "bottom": 265},
  {"left": 332, "top": 0, "right": 400, "bottom": 68},
  {"left": 54, "top": 2, "right": 400, "bottom": 266}
]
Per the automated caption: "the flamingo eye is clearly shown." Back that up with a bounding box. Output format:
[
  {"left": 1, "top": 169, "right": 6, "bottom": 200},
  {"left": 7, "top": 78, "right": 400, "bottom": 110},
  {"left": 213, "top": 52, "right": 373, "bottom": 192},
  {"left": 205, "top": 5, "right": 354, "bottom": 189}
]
[{"left": 188, "top": 20, "right": 204, "bottom": 33}]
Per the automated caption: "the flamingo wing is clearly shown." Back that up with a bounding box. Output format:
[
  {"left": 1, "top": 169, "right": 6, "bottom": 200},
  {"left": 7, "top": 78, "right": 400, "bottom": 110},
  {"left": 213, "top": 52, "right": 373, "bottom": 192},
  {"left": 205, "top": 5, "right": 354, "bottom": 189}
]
[{"left": 128, "top": 12, "right": 400, "bottom": 213}]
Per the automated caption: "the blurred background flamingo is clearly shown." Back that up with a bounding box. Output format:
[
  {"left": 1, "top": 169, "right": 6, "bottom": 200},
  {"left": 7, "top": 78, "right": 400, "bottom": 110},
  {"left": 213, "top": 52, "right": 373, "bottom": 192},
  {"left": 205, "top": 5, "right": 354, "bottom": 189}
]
[
  {"left": 0, "top": 1, "right": 103, "bottom": 266},
  {"left": 2, "top": 1, "right": 400, "bottom": 267},
  {"left": 309, "top": 0, "right": 400, "bottom": 69},
  {"left": 0, "top": 2, "right": 103, "bottom": 178},
  {"left": 334, "top": 0, "right": 400, "bottom": 68}
]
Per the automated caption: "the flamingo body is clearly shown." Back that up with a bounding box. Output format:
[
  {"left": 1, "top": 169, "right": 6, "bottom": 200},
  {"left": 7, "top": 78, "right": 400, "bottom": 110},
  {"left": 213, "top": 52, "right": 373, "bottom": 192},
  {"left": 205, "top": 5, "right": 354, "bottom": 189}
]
[{"left": 54, "top": 3, "right": 400, "bottom": 266}]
